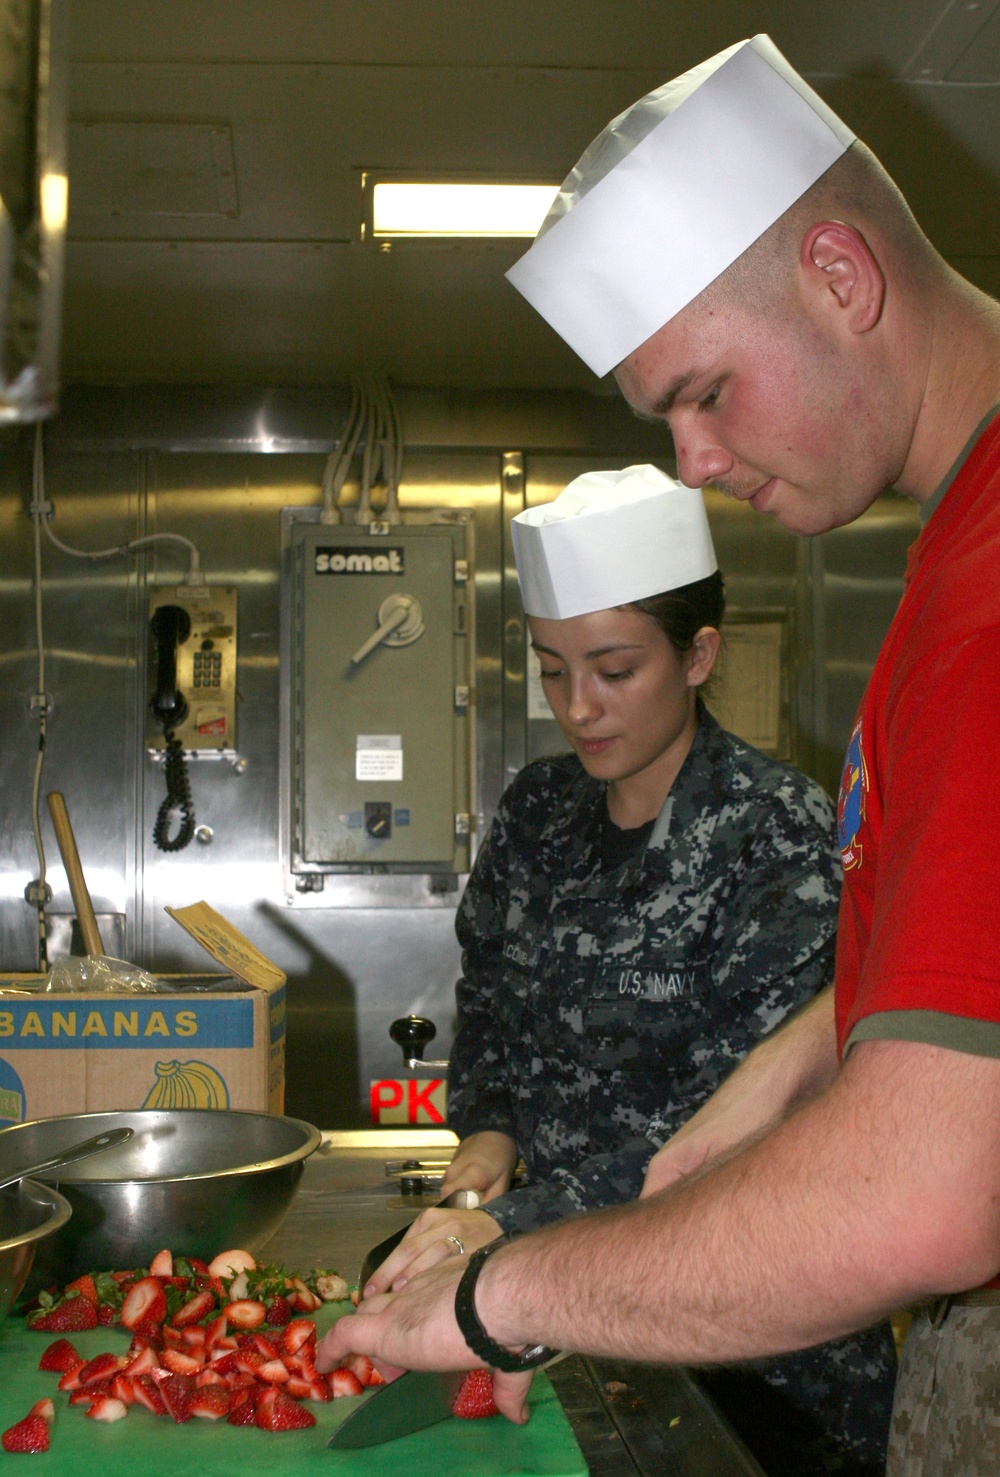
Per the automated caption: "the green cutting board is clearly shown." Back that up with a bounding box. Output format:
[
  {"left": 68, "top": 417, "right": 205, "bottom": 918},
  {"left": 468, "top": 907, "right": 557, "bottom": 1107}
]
[{"left": 0, "top": 1303, "right": 588, "bottom": 1477}]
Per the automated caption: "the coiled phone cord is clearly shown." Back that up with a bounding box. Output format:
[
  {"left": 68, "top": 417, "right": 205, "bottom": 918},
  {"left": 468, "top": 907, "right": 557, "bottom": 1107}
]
[{"left": 153, "top": 732, "right": 195, "bottom": 852}]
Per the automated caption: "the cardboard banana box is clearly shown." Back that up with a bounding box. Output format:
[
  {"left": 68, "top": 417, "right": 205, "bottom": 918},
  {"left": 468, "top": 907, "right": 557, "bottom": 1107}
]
[{"left": 0, "top": 904, "right": 285, "bottom": 1126}]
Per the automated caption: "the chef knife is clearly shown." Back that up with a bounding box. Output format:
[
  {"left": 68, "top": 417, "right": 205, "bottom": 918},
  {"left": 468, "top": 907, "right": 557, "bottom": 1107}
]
[
  {"left": 327, "top": 1370, "right": 465, "bottom": 1450},
  {"left": 358, "top": 1187, "right": 481, "bottom": 1291}
]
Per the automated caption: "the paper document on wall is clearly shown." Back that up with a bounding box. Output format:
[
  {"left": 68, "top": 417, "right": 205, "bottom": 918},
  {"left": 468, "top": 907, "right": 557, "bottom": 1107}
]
[{"left": 356, "top": 734, "right": 404, "bottom": 781}]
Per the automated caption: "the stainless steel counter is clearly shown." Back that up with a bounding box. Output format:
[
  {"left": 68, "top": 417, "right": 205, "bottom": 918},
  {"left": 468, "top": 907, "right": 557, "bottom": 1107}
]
[{"left": 260, "top": 1130, "right": 765, "bottom": 1477}]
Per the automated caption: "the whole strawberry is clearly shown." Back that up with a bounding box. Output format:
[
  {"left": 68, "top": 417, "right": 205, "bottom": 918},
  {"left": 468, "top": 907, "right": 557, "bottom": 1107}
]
[
  {"left": 29, "top": 1294, "right": 98, "bottom": 1334},
  {"left": 451, "top": 1369, "right": 500, "bottom": 1419}
]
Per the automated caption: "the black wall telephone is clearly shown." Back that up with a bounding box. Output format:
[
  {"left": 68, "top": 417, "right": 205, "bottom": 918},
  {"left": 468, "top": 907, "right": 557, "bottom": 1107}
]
[{"left": 149, "top": 603, "right": 196, "bottom": 852}]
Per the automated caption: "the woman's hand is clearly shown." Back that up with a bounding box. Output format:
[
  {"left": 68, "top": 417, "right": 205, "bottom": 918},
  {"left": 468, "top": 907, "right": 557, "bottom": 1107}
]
[
  {"left": 439, "top": 1131, "right": 518, "bottom": 1203},
  {"left": 363, "top": 1206, "right": 503, "bottom": 1297}
]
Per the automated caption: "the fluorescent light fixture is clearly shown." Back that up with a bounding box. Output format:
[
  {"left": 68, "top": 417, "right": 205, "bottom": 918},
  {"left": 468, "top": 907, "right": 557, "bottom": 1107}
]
[
  {"left": 40, "top": 172, "right": 69, "bottom": 233},
  {"left": 372, "top": 182, "right": 559, "bottom": 238}
]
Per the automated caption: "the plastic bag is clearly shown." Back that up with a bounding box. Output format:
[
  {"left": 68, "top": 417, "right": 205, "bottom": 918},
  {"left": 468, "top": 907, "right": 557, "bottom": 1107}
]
[{"left": 45, "top": 954, "right": 170, "bottom": 994}]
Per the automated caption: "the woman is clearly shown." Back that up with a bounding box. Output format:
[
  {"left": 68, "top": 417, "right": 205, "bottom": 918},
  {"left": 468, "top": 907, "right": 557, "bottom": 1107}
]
[{"left": 368, "top": 465, "right": 895, "bottom": 1475}]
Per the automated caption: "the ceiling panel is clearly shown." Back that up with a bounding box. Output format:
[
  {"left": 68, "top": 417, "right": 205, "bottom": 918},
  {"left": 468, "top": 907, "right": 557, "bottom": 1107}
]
[
  {"left": 69, "top": 0, "right": 950, "bottom": 74},
  {"left": 57, "top": 0, "right": 999, "bottom": 389}
]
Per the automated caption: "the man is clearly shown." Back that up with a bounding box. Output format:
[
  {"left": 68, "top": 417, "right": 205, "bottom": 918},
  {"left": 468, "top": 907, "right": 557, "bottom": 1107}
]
[{"left": 318, "top": 35, "right": 1000, "bottom": 1473}]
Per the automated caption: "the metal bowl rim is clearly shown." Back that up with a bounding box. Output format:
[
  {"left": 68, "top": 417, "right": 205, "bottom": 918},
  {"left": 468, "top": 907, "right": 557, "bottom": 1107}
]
[
  {"left": 3, "top": 1110, "right": 323, "bottom": 1187},
  {"left": 0, "top": 1180, "right": 73, "bottom": 1254}
]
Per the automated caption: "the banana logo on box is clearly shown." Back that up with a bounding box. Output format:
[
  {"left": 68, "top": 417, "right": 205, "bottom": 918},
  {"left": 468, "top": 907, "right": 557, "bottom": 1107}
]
[{"left": 142, "top": 1059, "right": 230, "bottom": 1110}]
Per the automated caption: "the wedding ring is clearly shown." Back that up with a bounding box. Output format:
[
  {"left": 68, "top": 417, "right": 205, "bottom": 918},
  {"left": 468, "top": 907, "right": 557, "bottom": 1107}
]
[{"left": 445, "top": 1234, "right": 466, "bottom": 1256}]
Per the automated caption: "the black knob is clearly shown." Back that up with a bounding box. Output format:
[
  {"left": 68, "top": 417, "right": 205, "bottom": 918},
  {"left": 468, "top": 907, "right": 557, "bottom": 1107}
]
[{"left": 390, "top": 1015, "right": 437, "bottom": 1064}]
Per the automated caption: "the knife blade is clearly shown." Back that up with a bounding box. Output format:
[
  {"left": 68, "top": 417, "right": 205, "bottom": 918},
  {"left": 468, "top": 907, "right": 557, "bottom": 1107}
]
[
  {"left": 357, "top": 1189, "right": 481, "bottom": 1291},
  {"left": 327, "top": 1370, "right": 465, "bottom": 1450}
]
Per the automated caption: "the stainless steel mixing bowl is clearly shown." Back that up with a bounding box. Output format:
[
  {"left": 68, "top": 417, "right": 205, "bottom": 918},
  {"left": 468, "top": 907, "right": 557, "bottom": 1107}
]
[
  {"left": 0, "top": 1110, "right": 321, "bottom": 1283},
  {"left": 0, "top": 1178, "right": 72, "bottom": 1324}
]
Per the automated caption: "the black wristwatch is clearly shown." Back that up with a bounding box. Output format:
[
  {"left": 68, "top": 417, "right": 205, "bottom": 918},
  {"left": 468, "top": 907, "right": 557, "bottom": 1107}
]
[{"left": 454, "top": 1234, "right": 557, "bottom": 1373}]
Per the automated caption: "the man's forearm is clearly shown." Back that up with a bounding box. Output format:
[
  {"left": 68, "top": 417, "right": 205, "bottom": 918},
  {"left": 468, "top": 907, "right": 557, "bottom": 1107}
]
[
  {"left": 481, "top": 1035, "right": 1000, "bottom": 1365},
  {"left": 725, "top": 980, "right": 839, "bottom": 1113}
]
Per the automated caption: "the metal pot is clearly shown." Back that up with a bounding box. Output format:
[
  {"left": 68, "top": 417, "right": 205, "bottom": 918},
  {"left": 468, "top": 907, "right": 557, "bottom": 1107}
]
[
  {"left": 0, "top": 1179, "right": 72, "bottom": 1325},
  {"left": 0, "top": 1109, "right": 321, "bottom": 1283}
]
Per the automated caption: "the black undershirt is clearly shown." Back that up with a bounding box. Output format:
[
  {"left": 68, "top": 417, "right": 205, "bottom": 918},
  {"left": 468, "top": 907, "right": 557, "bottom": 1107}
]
[{"left": 600, "top": 803, "right": 655, "bottom": 871}]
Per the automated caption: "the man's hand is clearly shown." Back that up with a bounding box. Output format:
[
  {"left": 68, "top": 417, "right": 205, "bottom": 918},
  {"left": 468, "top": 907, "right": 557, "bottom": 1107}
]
[
  {"left": 439, "top": 1131, "right": 518, "bottom": 1203},
  {"left": 315, "top": 1257, "right": 534, "bottom": 1423},
  {"left": 363, "top": 1206, "right": 503, "bottom": 1297}
]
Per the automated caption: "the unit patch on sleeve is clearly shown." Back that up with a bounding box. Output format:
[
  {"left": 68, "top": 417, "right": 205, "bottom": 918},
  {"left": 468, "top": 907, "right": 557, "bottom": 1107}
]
[{"left": 837, "top": 717, "right": 868, "bottom": 871}]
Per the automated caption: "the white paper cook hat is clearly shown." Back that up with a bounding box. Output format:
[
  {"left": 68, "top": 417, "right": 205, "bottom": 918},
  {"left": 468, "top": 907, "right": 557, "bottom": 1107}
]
[
  {"left": 506, "top": 34, "right": 855, "bottom": 377},
  {"left": 512, "top": 464, "right": 717, "bottom": 621}
]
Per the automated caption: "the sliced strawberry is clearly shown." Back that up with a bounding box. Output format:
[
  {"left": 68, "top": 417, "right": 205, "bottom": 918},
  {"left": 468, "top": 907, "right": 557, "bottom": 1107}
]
[
  {"left": 29, "top": 1294, "right": 99, "bottom": 1333},
  {"left": 161, "top": 1326, "right": 183, "bottom": 1348},
  {"left": 57, "top": 1360, "right": 86, "bottom": 1392},
  {"left": 162, "top": 1348, "right": 204, "bottom": 1376},
  {"left": 2, "top": 1413, "right": 50, "bottom": 1452},
  {"left": 251, "top": 1333, "right": 280, "bottom": 1360},
  {"left": 171, "top": 1289, "right": 215, "bottom": 1328},
  {"left": 120, "top": 1276, "right": 166, "bottom": 1332},
  {"left": 28, "top": 1399, "right": 54, "bottom": 1426},
  {"left": 111, "top": 1376, "right": 137, "bottom": 1407},
  {"left": 368, "top": 1368, "right": 386, "bottom": 1387},
  {"left": 226, "top": 1299, "right": 267, "bottom": 1330},
  {"left": 287, "top": 1279, "right": 323, "bottom": 1314},
  {"left": 224, "top": 1371, "right": 257, "bottom": 1392},
  {"left": 96, "top": 1303, "right": 118, "bottom": 1326},
  {"left": 257, "top": 1359, "right": 290, "bottom": 1384},
  {"left": 341, "top": 1353, "right": 375, "bottom": 1388},
  {"left": 69, "top": 1388, "right": 97, "bottom": 1408},
  {"left": 39, "top": 1337, "right": 81, "bottom": 1372},
  {"left": 203, "top": 1313, "right": 227, "bottom": 1351},
  {"left": 282, "top": 1319, "right": 316, "bottom": 1354},
  {"left": 130, "top": 1318, "right": 165, "bottom": 1346},
  {"left": 208, "top": 1249, "right": 257, "bottom": 1279},
  {"left": 349, "top": 1289, "right": 361, "bottom": 1307},
  {"left": 328, "top": 1367, "right": 364, "bottom": 1398},
  {"left": 284, "top": 1376, "right": 312, "bottom": 1399},
  {"left": 265, "top": 1295, "right": 294, "bottom": 1327},
  {"left": 160, "top": 1373, "right": 196, "bottom": 1423},
  {"left": 208, "top": 1351, "right": 238, "bottom": 1375},
  {"left": 195, "top": 1368, "right": 226, "bottom": 1388},
  {"left": 226, "top": 1391, "right": 258, "bottom": 1426},
  {"left": 87, "top": 1395, "right": 128, "bottom": 1423},
  {"left": 79, "top": 1352, "right": 125, "bottom": 1386},
  {"left": 123, "top": 1345, "right": 160, "bottom": 1378},
  {"left": 110, "top": 1370, "right": 136, "bottom": 1406},
  {"left": 255, "top": 1387, "right": 316, "bottom": 1432},
  {"left": 132, "top": 1376, "right": 168, "bottom": 1416},
  {"left": 110, "top": 1269, "right": 138, "bottom": 1285},
  {"left": 234, "top": 1350, "right": 266, "bottom": 1376},
  {"left": 306, "top": 1378, "right": 333, "bottom": 1403},
  {"left": 66, "top": 1273, "right": 99, "bottom": 1304},
  {"left": 149, "top": 1249, "right": 173, "bottom": 1277},
  {"left": 188, "top": 1258, "right": 210, "bottom": 1275},
  {"left": 451, "top": 1368, "right": 499, "bottom": 1419},
  {"left": 191, "top": 1385, "right": 230, "bottom": 1421}
]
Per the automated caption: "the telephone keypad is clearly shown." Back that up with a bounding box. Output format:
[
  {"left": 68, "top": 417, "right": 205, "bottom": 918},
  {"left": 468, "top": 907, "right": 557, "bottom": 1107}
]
[{"left": 193, "top": 649, "right": 223, "bottom": 688}]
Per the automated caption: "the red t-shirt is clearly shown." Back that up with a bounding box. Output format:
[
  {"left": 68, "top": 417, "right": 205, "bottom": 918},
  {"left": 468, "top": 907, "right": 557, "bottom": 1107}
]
[{"left": 835, "top": 413, "right": 1000, "bottom": 1055}]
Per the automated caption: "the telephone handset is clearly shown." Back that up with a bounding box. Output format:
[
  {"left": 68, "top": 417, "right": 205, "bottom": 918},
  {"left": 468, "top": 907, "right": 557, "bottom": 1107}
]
[
  {"left": 150, "top": 604, "right": 191, "bottom": 728},
  {"left": 149, "top": 603, "right": 196, "bottom": 852}
]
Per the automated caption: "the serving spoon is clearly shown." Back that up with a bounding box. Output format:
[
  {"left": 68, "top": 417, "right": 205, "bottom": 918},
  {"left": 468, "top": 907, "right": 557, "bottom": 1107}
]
[{"left": 0, "top": 1126, "right": 134, "bottom": 1194}]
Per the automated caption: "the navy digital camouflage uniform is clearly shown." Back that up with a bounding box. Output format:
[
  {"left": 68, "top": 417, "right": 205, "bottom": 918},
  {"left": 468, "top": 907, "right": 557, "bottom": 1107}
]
[{"left": 448, "top": 704, "right": 897, "bottom": 1475}]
